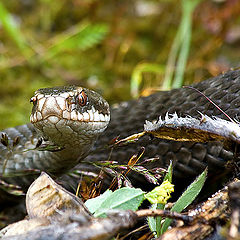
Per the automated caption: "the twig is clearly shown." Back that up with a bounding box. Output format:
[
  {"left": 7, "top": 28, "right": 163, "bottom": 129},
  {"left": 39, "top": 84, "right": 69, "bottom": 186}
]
[{"left": 136, "top": 209, "right": 193, "bottom": 224}]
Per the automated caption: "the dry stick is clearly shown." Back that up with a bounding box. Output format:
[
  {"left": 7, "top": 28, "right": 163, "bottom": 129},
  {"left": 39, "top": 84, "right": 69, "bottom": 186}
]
[
  {"left": 120, "top": 210, "right": 194, "bottom": 240},
  {"left": 75, "top": 174, "right": 83, "bottom": 197},
  {"left": 136, "top": 209, "right": 193, "bottom": 223}
]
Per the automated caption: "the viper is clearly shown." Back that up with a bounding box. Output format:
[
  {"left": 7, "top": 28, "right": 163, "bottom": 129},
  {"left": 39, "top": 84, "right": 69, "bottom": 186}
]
[{"left": 1, "top": 70, "right": 240, "bottom": 194}]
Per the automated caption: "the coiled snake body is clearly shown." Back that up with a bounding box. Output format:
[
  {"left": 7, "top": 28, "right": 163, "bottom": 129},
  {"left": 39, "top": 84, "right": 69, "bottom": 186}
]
[{"left": 1, "top": 70, "right": 240, "bottom": 193}]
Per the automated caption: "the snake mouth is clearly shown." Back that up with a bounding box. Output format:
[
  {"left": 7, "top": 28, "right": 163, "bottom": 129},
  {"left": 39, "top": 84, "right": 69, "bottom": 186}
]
[
  {"left": 30, "top": 107, "right": 110, "bottom": 125},
  {"left": 30, "top": 107, "right": 110, "bottom": 148}
]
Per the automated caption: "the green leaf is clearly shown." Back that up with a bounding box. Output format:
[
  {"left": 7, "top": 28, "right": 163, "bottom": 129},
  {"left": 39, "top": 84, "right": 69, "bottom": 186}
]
[
  {"left": 160, "top": 168, "right": 207, "bottom": 234},
  {"left": 163, "top": 160, "right": 173, "bottom": 183},
  {"left": 94, "top": 187, "right": 145, "bottom": 217},
  {"left": 85, "top": 189, "right": 112, "bottom": 214},
  {"left": 44, "top": 22, "right": 109, "bottom": 60},
  {"left": 148, "top": 203, "right": 164, "bottom": 238}
]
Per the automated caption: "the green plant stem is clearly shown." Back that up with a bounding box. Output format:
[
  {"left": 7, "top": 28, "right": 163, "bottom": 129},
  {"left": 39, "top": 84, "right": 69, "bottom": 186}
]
[
  {"left": 162, "top": 0, "right": 202, "bottom": 90},
  {"left": 162, "top": 25, "right": 182, "bottom": 90},
  {"left": 130, "top": 63, "right": 165, "bottom": 98},
  {"left": 172, "top": 0, "right": 200, "bottom": 88}
]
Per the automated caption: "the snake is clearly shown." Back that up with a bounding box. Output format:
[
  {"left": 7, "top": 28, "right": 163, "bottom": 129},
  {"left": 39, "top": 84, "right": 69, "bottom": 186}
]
[
  {"left": 0, "top": 86, "right": 110, "bottom": 190},
  {"left": 1, "top": 70, "right": 240, "bottom": 195}
]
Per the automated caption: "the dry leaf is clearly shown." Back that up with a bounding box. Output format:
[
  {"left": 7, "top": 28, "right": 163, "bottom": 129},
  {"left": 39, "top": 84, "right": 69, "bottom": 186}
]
[{"left": 26, "top": 172, "right": 92, "bottom": 221}]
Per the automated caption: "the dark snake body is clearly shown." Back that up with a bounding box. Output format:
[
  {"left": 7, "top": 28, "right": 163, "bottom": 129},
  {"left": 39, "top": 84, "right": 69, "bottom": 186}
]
[
  {"left": 1, "top": 70, "right": 240, "bottom": 194},
  {"left": 85, "top": 70, "right": 240, "bottom": 187}
]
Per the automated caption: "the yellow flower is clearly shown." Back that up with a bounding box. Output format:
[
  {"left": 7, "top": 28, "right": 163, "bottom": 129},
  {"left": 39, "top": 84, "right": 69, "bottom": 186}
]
[{"left": 145, "top": 180, "right": 174, "bottom": 204}]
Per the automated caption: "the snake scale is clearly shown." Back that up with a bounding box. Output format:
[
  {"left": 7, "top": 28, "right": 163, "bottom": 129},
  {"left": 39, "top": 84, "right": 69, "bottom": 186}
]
[{"left": 1, "top": 70, "right": 240, "bottom": 196}]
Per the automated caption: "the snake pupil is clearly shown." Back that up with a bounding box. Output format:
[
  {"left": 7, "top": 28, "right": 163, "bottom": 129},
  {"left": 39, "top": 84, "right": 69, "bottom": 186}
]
[{"left": 78, "top": 91, "right": 88, "bottom": 106}]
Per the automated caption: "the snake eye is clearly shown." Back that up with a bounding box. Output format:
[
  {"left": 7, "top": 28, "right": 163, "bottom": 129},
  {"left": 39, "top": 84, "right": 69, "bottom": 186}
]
[{"left": 78, "top": 90, "right": 88, "bottom": 106}]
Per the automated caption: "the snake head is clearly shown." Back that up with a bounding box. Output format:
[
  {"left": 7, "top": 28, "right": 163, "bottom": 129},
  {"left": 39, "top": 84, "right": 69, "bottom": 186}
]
[{"left": 29, "top": 86, "right": 110, "bottom": 151}]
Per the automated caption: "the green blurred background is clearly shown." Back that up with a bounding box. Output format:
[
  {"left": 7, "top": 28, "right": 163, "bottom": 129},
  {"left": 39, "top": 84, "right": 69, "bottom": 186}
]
[{"left": 0, "top": 0, "right": 240, "bottom": 129}]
